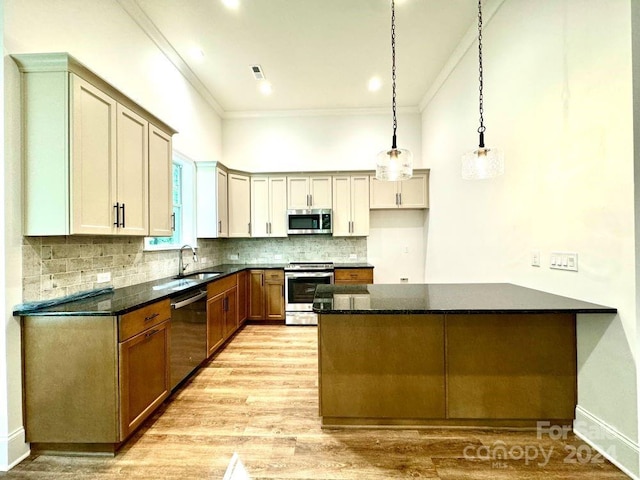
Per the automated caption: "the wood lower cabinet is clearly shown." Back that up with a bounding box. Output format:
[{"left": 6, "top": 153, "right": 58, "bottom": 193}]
[
  {"left": 334, "top": 267, "right": 374, "bottom": 284},
  {"left": 206, "top": 274, "right": 240, "bottom": 356},
  {"left": 119, "top": 319, "right": 170, "bottom": 439},
  {"left": 248, "top": 269, "right": 285, "bottom": 321},
  {"left": 22, "top": 299, "right": 171, "bottom": 452},
  {"left": 237, "top": 270, "right": 249, "bottom": 324}
]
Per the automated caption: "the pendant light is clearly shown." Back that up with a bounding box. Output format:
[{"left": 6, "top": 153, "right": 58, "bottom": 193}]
[
  {"left": 376, "top": 0, "right": 413, "bottom": 181},
  {"left": 461, "top": 0, "right": 504, "bottom": 180}
]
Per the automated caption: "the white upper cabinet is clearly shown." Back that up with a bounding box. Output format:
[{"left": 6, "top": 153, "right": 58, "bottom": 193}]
[
  {"left": 228, "top": 173, "right": 251, "bottom": 238},
  {"left": 13, "top": 53, "right": 176, "bottom": 236},
  {"left": 332, "top": 175, "right": 370, "bottom": 237},
  {"left": 287, "top": 175, "right": 332, "bottom": 209},
  {"left": 196, "top": 162, "right": 228, "bottom": 238},
  {"left": 251, "top": 176, "right": 287, "bottom": 237},
  {"left": 148, "top": 125, "right": 173, "bottom": 237},
  {"left": 369, "top": 172, "right": 429, "bottom": 209}
]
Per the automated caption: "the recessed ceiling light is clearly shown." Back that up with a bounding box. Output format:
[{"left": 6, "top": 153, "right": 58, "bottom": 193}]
[
  {"left": 368, "top": 76, "right": 382, "bottom": 92},
  {"left": 189, "top": 48, "right": 205, "bottom": 61},
  {"left": 222, "top": 0, "right": 240, "bottom": 9},
  {"left": 259, "top": 81, "right": 273, "bottom": 95}
]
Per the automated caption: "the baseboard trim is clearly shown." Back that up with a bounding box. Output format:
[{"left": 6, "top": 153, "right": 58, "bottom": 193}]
[
  {"left": 0, "top": 427, "right": 30, "bottom": 471},
  {"left": 574, "top": 405, "right": 639, "bottom": 479}
]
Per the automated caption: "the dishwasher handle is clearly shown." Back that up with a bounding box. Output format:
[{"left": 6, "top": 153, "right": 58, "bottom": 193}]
[{"left": 171, "top": 290, "right": 207, "bottom": 309}]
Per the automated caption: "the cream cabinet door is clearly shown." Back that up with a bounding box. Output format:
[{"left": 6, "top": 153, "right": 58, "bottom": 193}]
[
  {"left": 268, "top": 176, "right": 288, "bottom": 237},
  {"left": 287, "top": 176, "right": 309, "bottom": 209},
  {"left": 116, "top": 104, "right": 148, "bottom": 236},
  {"left": 331, "top": 176, "right": 351, "bottom": 236},
  {"left": 216, "top": 168, "right": 229, "bottom": 237},
  {"left": 369, "top": 177, "right": 398, "bottom": 209},
  {"left": 250, "top": 177, "right": 270, "bottom": 237},
  {"left": 148, "top": 125, "right": 173, "bottom": 237},
  {"left": 350, "top": 175, "right": 370, "bottom": 236},
  {"left": 399, "top": 174, "right": 429, "bottom": 209},
  {"left": 309, "top": 175, "right": 332, "bottom": 208},
  {"left": 228, "top": 173, "right": 251, "bottom": 237},
  {"left": 70, "top": 75, "right": 117, "bottom": 234}
]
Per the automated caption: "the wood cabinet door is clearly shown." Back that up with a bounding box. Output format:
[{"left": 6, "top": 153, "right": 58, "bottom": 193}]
[
  {"left": 70, "top": 74, "right": 117, "bottom": 234},
  {"left": 350, "top": 175, "right": 370, "bottom": 235},
  {"left": 309, "top": 175, "right": 332, "bottom": 208},
  {"left": 228, "top": 173, "right": 251, "bottom": 238},
  {"left": 237, "top": 270, "right": 248, "bottom": 324},
  {"left": 207, "top": 292, "right": 225, "bottom": 356},
  {"left": 399, "top": 174, "right": 429, "bottom": 209},
  {"left": 148, "top": 124, "right": 173, "bottom": 237},
  {"left": 116, "top": 104, "right": 148, "bottom": 236},
  {"left": 264, "top": 271, "right": 285, "bottom": 320},
  {"left": 334, "top": 268, "right": 374, "bottom": 284},
  {"left": 248, "top": 270, "right": 265, "bottom": 320},
  {"left": 119, "top": 320, "right": 170, "bottom": 440},
  {"left": 216, "top": 168, "right": 229, "bottom": 237},
  {"left": 224, "top": 287, "right": 238, "bottom": 338},
  {"left": 268, "top": 176, "right": 288, "bottom": 237},
  {"left": 331, "top": 176, "right": 351, "bottom": 237},
  {"left": 287, "top": 176, "right": 309, "bottom": 209}
]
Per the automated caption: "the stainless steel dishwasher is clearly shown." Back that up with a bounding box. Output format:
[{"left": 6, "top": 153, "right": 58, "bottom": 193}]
[{"left": 170, "top": 288, "right": 207, "bottom": 390}]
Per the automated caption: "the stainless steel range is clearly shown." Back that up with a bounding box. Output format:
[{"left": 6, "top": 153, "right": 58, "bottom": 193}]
[{"left": 285, "top": 262, "right": 334, "bottom": 325}]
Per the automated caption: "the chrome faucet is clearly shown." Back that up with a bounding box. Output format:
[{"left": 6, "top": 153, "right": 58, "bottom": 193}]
[{"left": 178, "top": 244, "right": 198, "bottom": 277}]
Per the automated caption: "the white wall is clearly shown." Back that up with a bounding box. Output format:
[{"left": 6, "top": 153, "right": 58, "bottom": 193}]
[
  {"left": 2, "top": 0, "right": 224, "bottom": 469},
  {"left": 223, "top": 112, "right": 426, "bottom": 283},
  {"left": 422, "top": 0, "right": 638, "bottom": 475}
]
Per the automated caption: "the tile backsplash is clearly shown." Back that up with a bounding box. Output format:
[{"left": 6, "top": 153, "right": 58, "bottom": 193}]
[{"left": 22, "top": 235, "right": 366, "bottom": 301}]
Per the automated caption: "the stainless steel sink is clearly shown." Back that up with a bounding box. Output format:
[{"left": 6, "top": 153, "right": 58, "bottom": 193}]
[
  {"left": 152, "top": 278, "right": 199, "bottom": 291},
  {"left": 175, "top": 272, "right": 221, "bottom": 280}
]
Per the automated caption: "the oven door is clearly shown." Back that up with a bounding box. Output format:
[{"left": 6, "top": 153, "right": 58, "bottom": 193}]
[{"left": 285, "top": 271, "right": 334, "bottom": 312}]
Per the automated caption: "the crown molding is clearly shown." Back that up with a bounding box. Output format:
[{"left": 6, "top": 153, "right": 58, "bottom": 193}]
[
  {"left": 419, "top": 0, "right": 507, "bottom": 113},
  {"left": 116, "top": 0, "right": 225, "bottom": 117}
]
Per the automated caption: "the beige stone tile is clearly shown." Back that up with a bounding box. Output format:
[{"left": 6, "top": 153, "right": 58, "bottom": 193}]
[
  {"left": 42, "top": 259, "right": 67, "bottom": 275},
  {"left": 67, "top": 257, "right": 94, "bottom": 272}
]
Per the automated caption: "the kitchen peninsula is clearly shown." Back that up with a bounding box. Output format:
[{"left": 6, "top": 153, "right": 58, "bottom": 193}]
[{"left": 313, "top": 283, "right": 616, "bottom": 428}]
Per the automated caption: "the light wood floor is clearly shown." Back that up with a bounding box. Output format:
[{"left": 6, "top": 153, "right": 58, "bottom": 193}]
[{"left": 2, "top": 325, "right": 629, "bottom": 479}]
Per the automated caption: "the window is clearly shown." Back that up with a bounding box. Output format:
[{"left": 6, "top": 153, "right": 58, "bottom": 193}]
[{"left": 145, "top": 152, "right": 196, "bottom": 250}]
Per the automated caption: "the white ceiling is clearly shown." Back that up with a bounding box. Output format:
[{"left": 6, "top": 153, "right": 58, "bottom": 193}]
[{"left": 128, "top": 0, "right": 479, "bottom": 115}]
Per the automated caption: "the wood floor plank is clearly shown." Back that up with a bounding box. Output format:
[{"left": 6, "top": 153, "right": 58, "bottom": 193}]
[{"left": 0, "top": 325, "right": 629, "bottom": 479}]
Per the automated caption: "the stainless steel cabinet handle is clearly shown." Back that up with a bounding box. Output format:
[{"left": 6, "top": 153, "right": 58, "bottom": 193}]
[
  {"left": 113, "top": 203, "right": 120, "bottom": 227},
  {"left": 171, "top": 213, "right": 176, "bottom": 231},
  {"left": 144, "top": 312, "right": 159, "bottom": 322},
  {"left": 145, "top": 329, "right": 160, "bottom": 339},
  {"left": 398, "top": 193, "right": 402, "bottom": 206},
  {"left": 218, "top": 220, "right": 222, "bottom": 234},
  {"left": 248, "top": 223, "right": 251, "bottom": 235},
  {"left": 120, "top": 204, "right": 126, "bottom": 228}
]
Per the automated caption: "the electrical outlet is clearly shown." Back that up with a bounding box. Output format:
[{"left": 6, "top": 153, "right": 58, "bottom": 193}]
[
  {"left": 531, "top": 250, "right": 540, "bottom": 267},
  {"left": 400, "top": 277, "right": 409, "bottom": 283},
  {"left": 550, "top": 252, "right": 578, "bottom": 272},
  {"left": 96, "top": 272, "right": 111, "bottom": 283},
  {"left": 274, "top": 254, "right": 283, "bottom": 260},
  {"left": 229, "top": 254, "right": 239, "bottom": 260},
  {"left": 349, "top": 254, "right": 357, "bottom": 260}
]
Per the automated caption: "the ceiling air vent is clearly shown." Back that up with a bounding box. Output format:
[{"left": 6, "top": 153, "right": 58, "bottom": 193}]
[{"left": 250, "top": 65, "right": 265, "bottom": 80}]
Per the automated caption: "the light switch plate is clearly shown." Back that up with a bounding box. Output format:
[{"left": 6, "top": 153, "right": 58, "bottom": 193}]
[
  {"left": 96, "top": 272, "right": 111, "bottom": 283},
  {"left": 349, "top": 254, "right": 357, "bottom": 260},
  {"left": 531, "top": 250, "right": 540, "bottom": 267},
  {"left": 550, "top": 252, "right": 578, "bottom": 272},
  {"left": 229, "top": 254, "right": 239, "bottom": 260}
]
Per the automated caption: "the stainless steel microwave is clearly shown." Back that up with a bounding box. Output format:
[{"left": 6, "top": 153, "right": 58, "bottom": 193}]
[{"left": 287, "top": 209, "right": 332, "bottom": 235}]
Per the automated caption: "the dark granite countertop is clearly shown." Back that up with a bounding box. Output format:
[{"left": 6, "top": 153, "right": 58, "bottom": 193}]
[
  {"left": 13, "top": 263, "right": 287, "bottom": 317},
  {"left": 332, "top": 263, "right": 374, "bottom": 269},
  {"left": 312, "top": 283, "right": 616, "bottom": 315}
]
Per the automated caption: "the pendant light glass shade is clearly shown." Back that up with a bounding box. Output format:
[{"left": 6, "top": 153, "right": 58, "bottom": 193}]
[
  {"left": 462, "top": 0, "right": 504, "bottom": 180},
  {"left": 376, "top": 147, "right": 413, "bottom": 181},
  {"left": 461, "top": 147, "right": 504, "bottom": 180},
  {"left": 375, "top": 0, "right": 412, "bottom": 182}
]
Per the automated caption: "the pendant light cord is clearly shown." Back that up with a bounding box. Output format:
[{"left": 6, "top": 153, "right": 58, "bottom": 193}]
[
  {"left": 391, "top": 0, "right": 398, "bottom": 149},
  {"left": 477, "top": 0, "right": 485, "bottom": 148}
]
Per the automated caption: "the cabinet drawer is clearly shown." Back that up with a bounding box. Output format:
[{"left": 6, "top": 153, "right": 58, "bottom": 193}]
[
  {"left": 334, "top": 268, "right": 374, "bottom": 284},
  {"left": 207, "top": 274, "right": 237, "bottom": 298},
  {"left": 264, "top": 269, "right": 284, "bottom": 282},
  {"left": 119, "top": 299, "right": 171, "bottom": 341}
]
